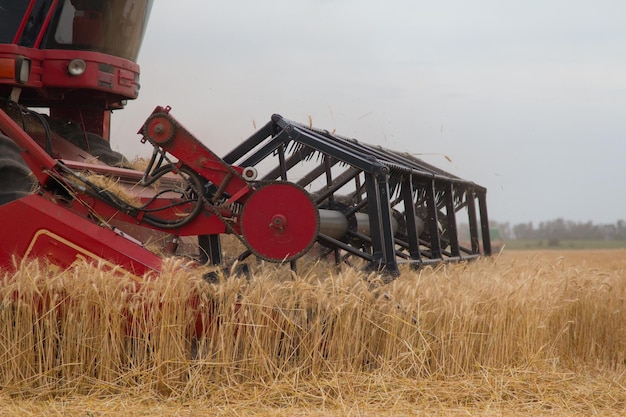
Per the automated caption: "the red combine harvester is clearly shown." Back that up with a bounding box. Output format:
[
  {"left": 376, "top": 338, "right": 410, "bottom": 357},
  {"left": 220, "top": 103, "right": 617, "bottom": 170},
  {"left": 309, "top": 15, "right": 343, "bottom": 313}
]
[{"left": 0, "top": 0, "right": 491, "bottom": 278}]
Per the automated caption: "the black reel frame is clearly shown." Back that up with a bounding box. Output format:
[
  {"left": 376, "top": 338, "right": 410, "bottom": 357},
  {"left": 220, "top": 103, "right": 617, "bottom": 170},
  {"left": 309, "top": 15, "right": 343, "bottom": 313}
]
[{"left": 207, "top": 114, "right": 492, "bottom": 276}]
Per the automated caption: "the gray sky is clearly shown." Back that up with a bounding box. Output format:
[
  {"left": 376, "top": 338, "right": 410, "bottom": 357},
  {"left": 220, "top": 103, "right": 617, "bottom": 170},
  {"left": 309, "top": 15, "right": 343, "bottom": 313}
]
[{"left": 111, "top": 0, "right": 626, "bottom": 225}]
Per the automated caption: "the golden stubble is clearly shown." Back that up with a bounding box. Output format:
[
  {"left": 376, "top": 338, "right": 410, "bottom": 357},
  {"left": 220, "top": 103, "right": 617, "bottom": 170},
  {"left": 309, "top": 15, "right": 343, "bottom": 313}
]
[{"left": 0, "top": 250, "right": 624, "bottom": 416}]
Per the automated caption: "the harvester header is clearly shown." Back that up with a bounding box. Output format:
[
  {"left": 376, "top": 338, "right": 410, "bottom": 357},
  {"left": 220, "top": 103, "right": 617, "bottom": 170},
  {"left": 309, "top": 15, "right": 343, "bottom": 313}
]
[
  {"left": 219, "top": 113, "right": 492, "bottom": 274},
  {"left": 0, "top": 1, "right": 491, "bottom": 278}
]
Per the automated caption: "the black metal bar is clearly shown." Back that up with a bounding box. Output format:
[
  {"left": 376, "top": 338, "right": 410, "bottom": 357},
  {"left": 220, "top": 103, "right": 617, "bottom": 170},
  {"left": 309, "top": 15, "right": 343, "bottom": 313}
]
[
  {"left": 262, "top": 144, "right": 316, "bottom": 181},
  {"left": 354, "top": 173, "right": 363, "bottom": 205},
  {"left": 460, "top": 253, "right": 481, "bottom": 262},
  {"left": 425, "top": 179, "right": 442, "bottom": 259},
  {"left": 444, "top": 183, "right": 460, "bottom": 257},
  {"left": 364, "top": 171, "right": 399, "bottom": 275},
  {"left": 345, "top": 197, "right": 369, "bottom": 217},
  {"left": 323, "top": 155, "right": 333, "bottom": 200},
  {"left": 466, "top": 189, "right": 480, "bottom": 254},
  {"left": 478, "top": 192, "right": 492, "bottom": 255},
  {"left": 418, "top": 234, "right": 474, "bottom": 257},
  {"left": 222, "top": 121, "right": 274, "bottom": 164},
  {"left": 296, "top": 158, "right": 339, "bottom": 188},
  {"left": 274, "top": 120, "right": 388, "bottom": 175},
  {"left": 312, "top": 167, "right": 361, "bottom": 205},
  {"left": 317, "top": 234, "right": 375, "bottom": 262},
  {"left": 333, "top": 248, "right": 341, "bottom": 265},
  {"left": 399, "top": 258, "right": 442, "bottom": 267},
  {"left": 401, "top": 176, "right": 421, "bottom": 263},
  {"left": 236, "top": 248, "right": 253, "bottom": 262},
  {"left": 288, "top": 119, "right": 450, "bottom": 181},
  {"left": 296, "top": 125, "right": 478, "bottom": 189},
  {"left": 277, "top": 143, "right": 287, "bottom": 180},
  {"left": 236, "top": 134, "right": 286, "bottom": 168},
  {"left": 346, "top": 229, "right": 410, "bottom": 261},
  {"left": 321, "top": 155, "right": 339, "bottom": 264},
  {"left": 198, "top": 234, "right": 222, "bottom": 265}
]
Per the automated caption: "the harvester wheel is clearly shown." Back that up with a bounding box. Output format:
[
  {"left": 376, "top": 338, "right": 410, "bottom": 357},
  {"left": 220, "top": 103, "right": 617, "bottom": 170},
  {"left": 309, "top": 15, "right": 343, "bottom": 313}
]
[
  {"left": 49, "top": 120, "right": 130, "bottom": 167},
  {"left": 240, "top": 182, "right": 319, "bottom": 262},
  {"left": 0, "top": 133, "right": 36, "bottom": 205}
]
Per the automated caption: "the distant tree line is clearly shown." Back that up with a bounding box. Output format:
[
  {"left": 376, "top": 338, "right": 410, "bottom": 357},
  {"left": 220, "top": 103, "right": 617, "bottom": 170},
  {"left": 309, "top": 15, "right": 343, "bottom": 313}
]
[{"left": 489, "top": 219, "right": 626, "bottom": 244}]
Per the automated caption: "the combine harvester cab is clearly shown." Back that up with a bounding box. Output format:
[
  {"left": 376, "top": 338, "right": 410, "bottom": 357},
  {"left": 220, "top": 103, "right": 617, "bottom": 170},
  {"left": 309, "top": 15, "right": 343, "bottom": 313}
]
[{"left": 219, "top": 115, "right": 492, "bottom": 275}]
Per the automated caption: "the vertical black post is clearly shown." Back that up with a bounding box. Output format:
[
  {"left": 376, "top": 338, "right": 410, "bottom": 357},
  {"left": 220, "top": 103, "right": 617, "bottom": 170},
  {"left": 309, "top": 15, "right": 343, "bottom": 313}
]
[
  {"left": 401, "top": 176, "right": 421, "bottom": 265},
  {"left": 365, "top": 169, "right": 399, "bottom": 276},
  {"left": 354, "top": 173, "right": 363, "bottom": 205},
  {"left": 478, "top": 192, "right": 492, "bottom": 255},
  {"left": 323, "top": 155, "right": 333, "bottom": 184},
  {"left": 444, "top": 183, "right": 460, "bottom": 257},
  {"left": 323, "top": 155, "right": 341, "bottom": 265},
  {"left": 198, "top": 234, "right": 222, "bottom": 265},
  {"left": 466, "top": 189, "right": 480, "bottom": 254},
  {"left": 425, "top": 179, "right": 442, "bottom": 259},
  {"left": 277, "top": 143, "right": 288, "bottom": 180}
]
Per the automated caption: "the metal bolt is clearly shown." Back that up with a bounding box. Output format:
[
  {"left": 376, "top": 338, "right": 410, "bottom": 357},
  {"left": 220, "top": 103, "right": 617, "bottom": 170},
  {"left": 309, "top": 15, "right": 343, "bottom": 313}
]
[{"left": 269, "top": 214, "right": 287, "bottom": 230}]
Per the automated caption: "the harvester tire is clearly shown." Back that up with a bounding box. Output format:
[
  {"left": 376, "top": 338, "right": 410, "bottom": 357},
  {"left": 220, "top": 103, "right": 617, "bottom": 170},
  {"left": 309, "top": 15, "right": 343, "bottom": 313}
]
[
  {"left": 49, "top": 119, "right": 130, "bottom": 167},
  {"left": 0, "top": 133, "right": 36, "bottom": 205}
]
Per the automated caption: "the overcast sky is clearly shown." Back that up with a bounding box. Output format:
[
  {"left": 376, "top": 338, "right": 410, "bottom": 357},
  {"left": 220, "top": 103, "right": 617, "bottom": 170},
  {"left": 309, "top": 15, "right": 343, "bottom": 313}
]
[{"left": 111, "top": 0, "right": 626, "bottom": 225}]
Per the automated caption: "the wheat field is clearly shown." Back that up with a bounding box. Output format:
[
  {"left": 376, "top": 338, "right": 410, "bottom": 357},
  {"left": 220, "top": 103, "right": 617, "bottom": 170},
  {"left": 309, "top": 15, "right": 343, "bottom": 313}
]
[{"left": 0, "top": 249, "right": 624, "bottom": 416}]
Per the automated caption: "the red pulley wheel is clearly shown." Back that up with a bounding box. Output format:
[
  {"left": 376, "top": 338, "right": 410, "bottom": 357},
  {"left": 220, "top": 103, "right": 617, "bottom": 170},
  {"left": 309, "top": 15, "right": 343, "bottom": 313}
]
[
  {"left": 144, "top": 114, "right": 176, "bottom": 145},
  {"left": 240, "top": 182, "right": 319, "bottom": 262}
]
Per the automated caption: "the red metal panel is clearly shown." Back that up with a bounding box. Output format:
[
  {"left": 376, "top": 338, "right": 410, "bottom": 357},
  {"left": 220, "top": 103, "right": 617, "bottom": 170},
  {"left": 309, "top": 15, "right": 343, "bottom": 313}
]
[
  {"left": 69, "top": 188, "right": 233, "bottom": 237},
  {"left": 40, "top": 50, "right": 140, "bottom": 99},
  {"left": 0, "top": 44, "right": 44, "bottom": 89},
  {"left": 142, "top": 108, "right": 253, "bottom": 204},
  {"left": 0, "top": 45, "right": 140, "bottom": 102},
  {"left": 0, "top": 194, "right": 162, "bottom": 275}
]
